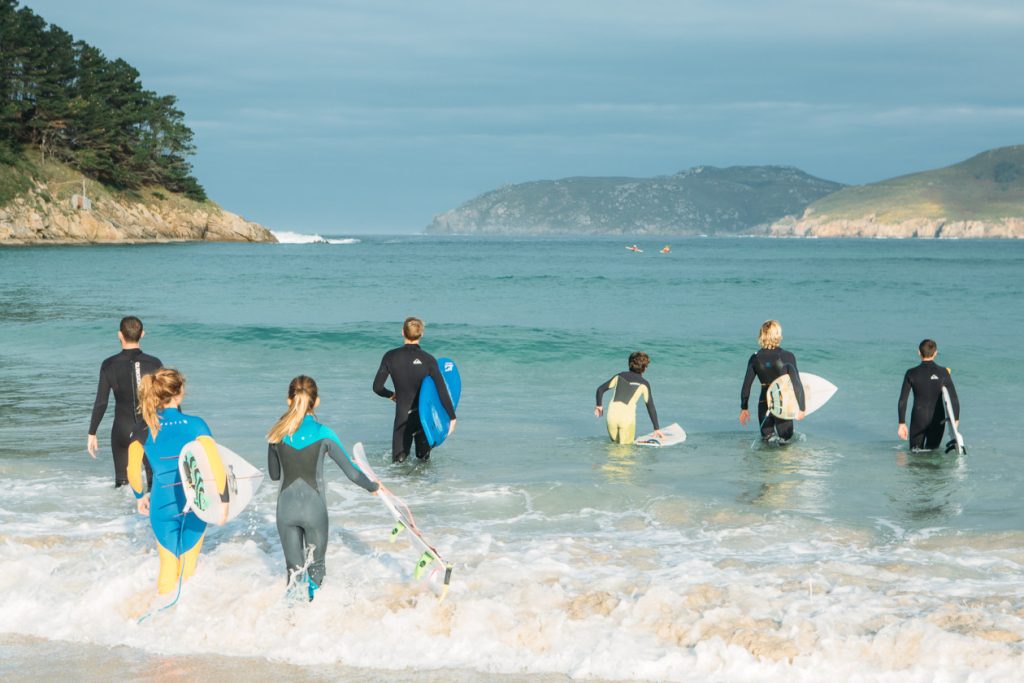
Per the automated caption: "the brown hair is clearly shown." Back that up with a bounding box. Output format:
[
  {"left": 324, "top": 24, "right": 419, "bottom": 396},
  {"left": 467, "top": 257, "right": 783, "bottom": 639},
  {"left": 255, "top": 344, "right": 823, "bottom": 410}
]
[
  {"left": 403, "top": 317, "right": 423, "bottom": 341},
  {"left": 758, "top": 320, "right": 782, "bottom": 350},
  {"left": 138, "top": 368, "right": 185, "bottom": 438},
  {"left": 919, "top": 339, "right": 937, "bottom": 358},
  {"left": 120, "top": 316, "right": 144, "bottom": 342},
  {"left": 628, "top": 351, "right": 650, "bottom": 373},
  {"left": 267, "top": 375, "right": 319, "bottom": 443}
]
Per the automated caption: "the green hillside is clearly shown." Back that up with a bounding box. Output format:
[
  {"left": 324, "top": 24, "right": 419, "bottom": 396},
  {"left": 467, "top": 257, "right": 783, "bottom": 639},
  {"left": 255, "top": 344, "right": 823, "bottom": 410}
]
[{"left": 800, "top": 145, "right": 1024, "bottom": 222}]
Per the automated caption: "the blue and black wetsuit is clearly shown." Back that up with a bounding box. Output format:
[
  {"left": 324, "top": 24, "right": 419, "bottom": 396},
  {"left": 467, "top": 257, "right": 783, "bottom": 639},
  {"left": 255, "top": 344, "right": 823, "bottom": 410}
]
[
  {"left": 898, "top": 360, "right": 959, "bottom": 450},
  {"left": 373, "top": 344, "right": 456, "bottom": 462},
  {"left": 89, "top": 348, "right": 161, "bottom": 487},
  {"left": 127, "top": 407, "right": 211, "bottom": 594},
  {"left": 741, "top": 347, "right": 805, "bottom": 440},
  {"left": 268, "top": 415, "right": 379, "bottom": 592}
]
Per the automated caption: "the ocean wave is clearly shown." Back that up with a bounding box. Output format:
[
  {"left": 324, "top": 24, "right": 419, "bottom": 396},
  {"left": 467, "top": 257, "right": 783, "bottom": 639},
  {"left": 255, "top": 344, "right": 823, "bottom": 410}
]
[{"left": 270, "top": 231, "right": 360, "bottom": 245}]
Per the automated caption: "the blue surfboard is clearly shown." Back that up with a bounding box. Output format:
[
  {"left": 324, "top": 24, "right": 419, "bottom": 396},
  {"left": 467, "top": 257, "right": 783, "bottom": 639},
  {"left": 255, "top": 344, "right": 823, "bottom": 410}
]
[{"left": 418, "top": 357, "right": 461, "bottom": 447}]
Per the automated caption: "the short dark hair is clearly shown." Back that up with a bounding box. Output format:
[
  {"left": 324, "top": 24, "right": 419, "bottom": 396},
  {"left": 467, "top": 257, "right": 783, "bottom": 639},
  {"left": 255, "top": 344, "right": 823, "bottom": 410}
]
[
  {"left": 628, "top": 351, "right": 650, "bottom": 373},
  {"left": 120, "top": 316, "right": 144, "bottom": 342},
  {"left": 919, "top": 339, "right": 937, "bottom": 357}
]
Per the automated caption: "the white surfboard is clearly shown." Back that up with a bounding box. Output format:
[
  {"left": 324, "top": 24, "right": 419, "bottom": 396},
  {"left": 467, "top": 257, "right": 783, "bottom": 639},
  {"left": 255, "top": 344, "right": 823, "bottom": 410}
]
[
  {"left": 942, "top": 386, "right": 965, "bottom": 455},
  {"left": 634, "top": 422, "right": 687, "bottom": 447},
  {"left": 352, "top": 443, "right": 453, "bottom": 596},
  {"left": 178, "top": 438, "right": 263, "bottom": 525},
  {"left": 766, "top": 372, "right": 837, "bottom": 419}
]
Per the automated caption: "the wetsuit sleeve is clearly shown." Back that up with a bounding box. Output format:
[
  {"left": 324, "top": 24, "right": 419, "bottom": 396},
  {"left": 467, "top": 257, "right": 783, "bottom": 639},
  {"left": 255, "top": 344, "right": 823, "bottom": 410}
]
[
  {"left": 126, "top": 423, "right": 149, "bottom": 499},
  {"left": 323, "top": 433, "right": 379, "bottom": 493},
  {"left": 595, "top": 376, "right": 615, "bottom": 406},
  {"left": 267, "top": 443, "right": 281, "bottom": 481},
  {"left": 740, "top": 354, "right": 757, "bottom": 410},
  {"left": 945, "top": 368, "right": 960, "bottom": 421},
  {"left": 643, "top": 380, "right": 660, "bottom": 430},
  {"left": 784, "top": 353, "right": 806, "bottom": 412},
  {"left": 88, "top": 363, "right": 111, "bottom": 435},
  {"left": 372, "top": 354, "right": 394, "bottom": 399},
  {"left": 897, "top": 370, "right": 912, "bottom": 423},
  {"left": 428, "top": 359, "right": 457, "bottom": 420}
]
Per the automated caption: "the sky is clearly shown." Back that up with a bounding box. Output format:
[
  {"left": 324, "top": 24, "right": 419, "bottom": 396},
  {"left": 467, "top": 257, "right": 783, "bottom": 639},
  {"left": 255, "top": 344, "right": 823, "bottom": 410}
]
[{"left": 23, "top": 1, "right": 1024, "bottom": 233}]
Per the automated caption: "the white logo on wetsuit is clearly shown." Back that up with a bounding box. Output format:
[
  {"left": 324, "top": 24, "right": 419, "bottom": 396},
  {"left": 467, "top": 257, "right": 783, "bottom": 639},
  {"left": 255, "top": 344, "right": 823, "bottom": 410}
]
[
  {"left": 930, "top": 374, "right": 940, "bottom": 380},
  {"left": 413, "top": 359, "right": 422, "bottom": 365}
]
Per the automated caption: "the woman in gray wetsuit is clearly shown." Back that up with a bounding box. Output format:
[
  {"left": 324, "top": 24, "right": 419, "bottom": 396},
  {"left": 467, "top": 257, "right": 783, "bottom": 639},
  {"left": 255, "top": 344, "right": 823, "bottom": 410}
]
[{"left": 267, "top": 375, "right": 379, "bottom": 601}]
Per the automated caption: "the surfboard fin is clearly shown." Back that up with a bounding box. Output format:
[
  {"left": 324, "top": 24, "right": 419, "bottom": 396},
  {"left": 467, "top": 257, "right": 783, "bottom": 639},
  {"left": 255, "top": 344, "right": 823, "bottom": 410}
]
[
  {"left": 390, "top": 520, "right": 406, "bottom": 543},
  {"left": 414, "top": 550, "right": 435, "bottom": 579},
  {"left": 438, "top": 564, "right": 454, "bottom": 603}
]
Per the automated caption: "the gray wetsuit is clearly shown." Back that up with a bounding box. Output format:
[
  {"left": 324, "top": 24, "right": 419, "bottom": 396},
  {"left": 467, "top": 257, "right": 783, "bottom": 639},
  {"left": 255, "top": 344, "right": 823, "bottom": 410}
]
[{"left": 268, "top": 414, "right": 378, "bottom": 586}]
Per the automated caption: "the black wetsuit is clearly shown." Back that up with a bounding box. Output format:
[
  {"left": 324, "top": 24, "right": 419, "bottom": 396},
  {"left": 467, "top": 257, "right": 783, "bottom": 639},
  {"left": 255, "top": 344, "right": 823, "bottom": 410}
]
[
  {"left": 898, "top": 360, "right": 959, "bottom": 450},
  {"left": 740, "top": 347, "right": 805, "bottom": 441},
  {"left": 89, "top": 348, "right": 161, "bottom": 487},
  {"left": 373, "top": 344, "right": 456, "bottom": 463},
  {"left": 268, "top": 415, "right": 378, "bottom": 590}
]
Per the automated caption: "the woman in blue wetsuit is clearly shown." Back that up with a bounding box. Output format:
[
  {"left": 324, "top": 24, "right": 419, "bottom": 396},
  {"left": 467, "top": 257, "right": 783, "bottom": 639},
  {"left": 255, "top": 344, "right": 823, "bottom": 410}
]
[
  {"left": 127, "top": 368, "right": 214, "bottom": 594},
  {"left": 267, "top": 376, "right": 380, "bottom": 601}
]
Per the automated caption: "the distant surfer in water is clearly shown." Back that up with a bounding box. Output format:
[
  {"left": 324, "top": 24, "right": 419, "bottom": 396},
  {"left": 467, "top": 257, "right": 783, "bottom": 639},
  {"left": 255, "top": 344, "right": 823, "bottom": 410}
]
[
  {"left": 897, "top": 339, "right": 959, "bottom": 450},
  {"left": 595, "top": 352, "right": 662, "bottom": 444},
  {"left": 739, "top": 320, "right": 805, "bottom": 441},
  {"left": 373, "top": 317, "right": 456, "bottom": 463},
  {"left": 88, "top": 316, "right": 161, "bottom": 488},
  {"left": 127, "top": 368, "right": 213, "bottom": 594},
  {"left": 267, "top": 376, "right": 379, "bottom": 601}
]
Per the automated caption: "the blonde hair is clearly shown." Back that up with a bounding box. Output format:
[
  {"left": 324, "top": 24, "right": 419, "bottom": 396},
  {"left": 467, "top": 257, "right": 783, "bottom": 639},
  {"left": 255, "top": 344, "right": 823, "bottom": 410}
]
[
  {"left": 267, "top": 375, "right": 318, "bottom": 443},
  {"left": 403, "top": 317, "right": 423, "bottom": 341},
  {"left": 758, "top": 320, "right": 783, "bottom": 349},
  {"left": 138, "top": 368, "right": 185, "bottom": 438}
]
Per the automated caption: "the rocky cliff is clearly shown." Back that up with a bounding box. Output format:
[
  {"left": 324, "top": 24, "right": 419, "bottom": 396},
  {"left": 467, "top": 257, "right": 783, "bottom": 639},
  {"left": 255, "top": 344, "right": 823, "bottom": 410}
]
[
  {"left": 426, "top": 165, "right": 844, "bottom": 235},
  {"left": 770, "top": 145, "right": 1024, "bottom": 239},
  {"left": 0, "top": 168, "right": 274, "bottom": 245}
]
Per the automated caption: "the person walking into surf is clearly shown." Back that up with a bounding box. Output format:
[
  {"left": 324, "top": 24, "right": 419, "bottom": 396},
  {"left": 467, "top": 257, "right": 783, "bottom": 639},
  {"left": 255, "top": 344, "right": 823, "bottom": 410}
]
[
  {"left": 595, "top": 351, "right": 662, "bottom": 444},
  {"left": 127, "top": 368, "right": 214, "bottom": 595},
  {"left": 897, "top": 339, "right": 960, "bottom": 450},
  {"left": 267, "top": 375, "right": 380, "bottom": 601},
  {"left": 87, "top": 316, "right": 161, "bottom": 488},
  {"left": 372, "top": 317, "right": 456, "bottom": 463},
  {"left": 739, "top": 319, "right": 805, "bottom": 441}
]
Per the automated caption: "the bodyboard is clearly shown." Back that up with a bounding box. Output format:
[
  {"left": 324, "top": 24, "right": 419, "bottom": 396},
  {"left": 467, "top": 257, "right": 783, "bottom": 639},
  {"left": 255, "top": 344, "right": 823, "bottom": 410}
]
[{"left": 418, "top": 357, "right": 461, "bottom": 447}]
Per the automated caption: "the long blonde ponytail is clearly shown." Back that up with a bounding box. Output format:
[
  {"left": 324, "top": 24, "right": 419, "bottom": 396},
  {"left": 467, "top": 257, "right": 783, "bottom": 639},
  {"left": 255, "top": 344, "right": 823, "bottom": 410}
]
[
  {"left": 138, "top": 368, "right": 185, "bottom": 438},
  {"left": 267, "top": 375, "right": 319, "bottom": 443}
]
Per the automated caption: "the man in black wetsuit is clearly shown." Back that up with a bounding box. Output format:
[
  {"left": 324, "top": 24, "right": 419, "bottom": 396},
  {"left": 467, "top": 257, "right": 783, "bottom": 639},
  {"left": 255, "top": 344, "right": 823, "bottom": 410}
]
[
  {"left": 739, "top": 319, "right": 805, "bottom": 441},
  {"left": 87, "top": 316, "right": 161, "bottom": 487},
  {"left": 373, "top": 317, "right": 456, "bottom": 463},
  {"left": 897, "top": 339, "right": 959, "bottom": 450}
]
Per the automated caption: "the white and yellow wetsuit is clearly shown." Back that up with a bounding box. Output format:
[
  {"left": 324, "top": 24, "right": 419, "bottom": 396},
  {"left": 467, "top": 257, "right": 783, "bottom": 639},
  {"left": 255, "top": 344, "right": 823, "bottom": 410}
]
[{"left": 596, "top": 371, "right": 660, "bottom": 444}]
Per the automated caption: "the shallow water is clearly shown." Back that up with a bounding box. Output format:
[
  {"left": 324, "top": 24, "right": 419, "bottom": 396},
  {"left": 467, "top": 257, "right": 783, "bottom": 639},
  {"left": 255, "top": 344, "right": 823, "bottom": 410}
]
[{"left": 1, "top": 236, "right": 1022, "bottom": 680}]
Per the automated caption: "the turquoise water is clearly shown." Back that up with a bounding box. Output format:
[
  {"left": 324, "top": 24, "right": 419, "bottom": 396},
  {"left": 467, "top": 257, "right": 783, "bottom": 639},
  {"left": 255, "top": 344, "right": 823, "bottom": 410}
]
[{"left": 1, "top": 236, "right": 1022, "bottom": 680}]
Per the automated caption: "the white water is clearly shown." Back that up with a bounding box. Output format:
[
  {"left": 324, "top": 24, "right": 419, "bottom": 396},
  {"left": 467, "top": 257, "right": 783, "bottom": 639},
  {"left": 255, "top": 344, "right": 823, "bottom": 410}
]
[{"left": 271, "top": 230, "right": 360, "bottom": 245}]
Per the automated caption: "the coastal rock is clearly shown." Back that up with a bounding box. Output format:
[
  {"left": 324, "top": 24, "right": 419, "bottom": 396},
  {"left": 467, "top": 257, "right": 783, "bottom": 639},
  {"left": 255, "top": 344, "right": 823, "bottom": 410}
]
[
  {"left": 770, "top": 214, "right": 1024, "bottom": 239},
  {"left": 0, "top": 182, "right": 275, "bottom": 244}
]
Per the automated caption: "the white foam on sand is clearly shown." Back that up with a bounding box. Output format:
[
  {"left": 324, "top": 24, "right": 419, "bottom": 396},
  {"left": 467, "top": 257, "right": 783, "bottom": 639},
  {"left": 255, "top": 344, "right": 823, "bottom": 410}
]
[
  {"left": 270, "top": 230, "right": 360, "bottom": 245},
  {"left": 1, "top": 475, "right": 1023, "bottom": 681}
]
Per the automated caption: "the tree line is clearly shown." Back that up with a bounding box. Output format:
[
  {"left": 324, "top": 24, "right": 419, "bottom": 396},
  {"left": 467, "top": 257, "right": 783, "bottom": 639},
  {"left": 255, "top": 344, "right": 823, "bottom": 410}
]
[{"left": 0, "top": 0, "right": 206, "bottom": 200}]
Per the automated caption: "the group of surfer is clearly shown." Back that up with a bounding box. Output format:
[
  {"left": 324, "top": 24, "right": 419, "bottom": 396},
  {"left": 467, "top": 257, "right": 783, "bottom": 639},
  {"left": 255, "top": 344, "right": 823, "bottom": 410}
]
[
  {"left": 87, "top": 316, "right": 455, "bottom": 600},
  {"left": 88, "top": 315, "right": 958, "bottom": 599},
  {"left": 625, "top": 244, "right": 671, "bottom": 253},
  {"left": 595, "top": 319, "right": 960, "bottom": 451}
]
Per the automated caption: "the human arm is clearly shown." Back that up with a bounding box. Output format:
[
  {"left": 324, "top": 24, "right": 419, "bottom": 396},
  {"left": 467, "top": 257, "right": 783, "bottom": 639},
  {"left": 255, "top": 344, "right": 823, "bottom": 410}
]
[
  {"left": 127, "top": 424, "right": 149, "bottom": 512},
  {"left": 739, "top": 354, "right": 756, "bottom": 423},
  {"left": 428, "top": 359, "right": 457, "bottom": 421},
  {"left": 87, "top": 364, "right": 111, "bottom": 457},
  {"left": 372, "top": 355, "right": 394, "bottom": 400},
  {"left": 643, "top": 381, "right": 660, "bottom": 431},
  {"left": 323, "top": 436, "right": 380, "bottom": 493},
  {"left": 595, "top": 375, "right": 616, "bottom": 416},
  {"left": 267, "top": 443, "right": 281, "bottom": 481},
  {"left": 897, "top": 371, "right": 911, "bottom": 437},
  {"left": 783, "top": 353, "right": 806, "bottom": 417}
]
